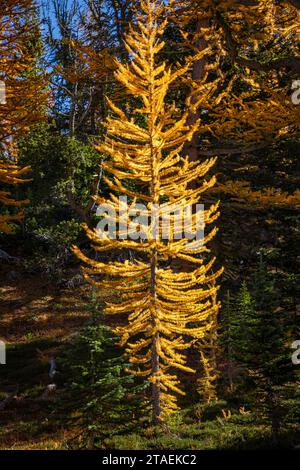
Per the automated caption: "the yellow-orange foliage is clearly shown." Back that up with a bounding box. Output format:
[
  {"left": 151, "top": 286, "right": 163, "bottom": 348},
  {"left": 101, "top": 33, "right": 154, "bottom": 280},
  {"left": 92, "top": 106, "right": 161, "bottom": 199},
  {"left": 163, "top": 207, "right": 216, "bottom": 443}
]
[
  {"left": 197, "top": 280, "right": 219, "bottom": 402},
  {"left": 210, "top": 181, "right": 300, "bottom": 209},
  {"left": 74, "top": 0, "right": 222, "bottom": 423},
  {"left": 174, "top": 0, "right": 300, "bottom": 143},
  {"left": 173, "top": 0, "right": 300, "bottom": 207},
  {"left": 0, "top": 0, "right": 46, "bottom": 233}
]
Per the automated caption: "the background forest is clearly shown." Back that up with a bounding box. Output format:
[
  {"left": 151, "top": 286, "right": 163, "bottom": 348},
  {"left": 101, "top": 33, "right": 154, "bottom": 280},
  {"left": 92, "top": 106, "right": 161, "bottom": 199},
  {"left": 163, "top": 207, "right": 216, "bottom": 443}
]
[{"left": 0, "top": 0, "right": 300, "bottom": 450}]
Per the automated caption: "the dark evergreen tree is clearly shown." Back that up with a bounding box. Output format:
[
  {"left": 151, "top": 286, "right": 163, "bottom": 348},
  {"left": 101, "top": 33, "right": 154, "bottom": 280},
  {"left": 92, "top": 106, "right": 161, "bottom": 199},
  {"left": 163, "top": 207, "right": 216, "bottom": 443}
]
[
  {"left": 249, "top": 260, "right": 296, "bottom": 443},
  {"left": 223, "top": 261, "right": 297, "bottom": 444},
  {"left": 65, "top": 292, "right": 148, "bottom": 448},
  {"left": 221, "top": 285, "right": 255, "bottom": 392}
]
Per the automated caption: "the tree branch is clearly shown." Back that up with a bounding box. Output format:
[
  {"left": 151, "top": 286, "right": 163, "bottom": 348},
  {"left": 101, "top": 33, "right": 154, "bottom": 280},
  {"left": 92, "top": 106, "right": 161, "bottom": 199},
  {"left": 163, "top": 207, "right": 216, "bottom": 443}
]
[
  {"left": 215, "top": 9, "right": 300, "bottom": 74},
  {"left": 197, "top": 142, "right": 270, "bottom": 156}
]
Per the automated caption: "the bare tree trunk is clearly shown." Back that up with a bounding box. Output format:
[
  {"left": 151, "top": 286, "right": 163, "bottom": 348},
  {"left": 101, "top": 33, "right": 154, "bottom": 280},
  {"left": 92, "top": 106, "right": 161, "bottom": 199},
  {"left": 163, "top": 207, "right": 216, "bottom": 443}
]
[
  {"left": 150, "top": 167, "right": 160, "bottom": 425},
  {"left": 184, "top": 19, "right": 209, "bottom": 162},
  {"left": 111, "top": 0, "right": 131, "bottom": 60},
  {"left": 268, "top": 390, "right": 281, "bottom": 446},
  {"left": 148, "top": 13, "right": 161, "bottom": 424},
  {"left": 69, "top": 81, "right": 78, "bottom": 138}
]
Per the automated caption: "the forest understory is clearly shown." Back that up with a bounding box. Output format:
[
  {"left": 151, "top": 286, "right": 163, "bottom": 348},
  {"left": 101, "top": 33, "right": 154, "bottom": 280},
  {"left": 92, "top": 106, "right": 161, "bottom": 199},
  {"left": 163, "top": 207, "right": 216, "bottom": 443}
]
[{"left": 0, "top": 246, "right": 299, "bottom": 450}]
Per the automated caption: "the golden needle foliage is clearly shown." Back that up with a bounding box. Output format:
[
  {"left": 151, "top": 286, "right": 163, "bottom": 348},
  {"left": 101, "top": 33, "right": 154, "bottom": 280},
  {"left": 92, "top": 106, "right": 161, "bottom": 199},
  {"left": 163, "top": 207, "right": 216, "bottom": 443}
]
[
  {"left": 0, "top": 0, "right": 46, "bottom": 233},
  {"left": 175, "top": 0, "right": 300, "bottom": 144},
  {"left": 0, "top": 153, "right": 31, "bottom": 233},
  {"left": 197, "top": 280, "right": 219, "bottom": 402},
  {"left": 74, "top": 0, "right": 221, "bottom": 422},
  {"left": 173, "top": 0, "right": 300, "bottom": 208}
]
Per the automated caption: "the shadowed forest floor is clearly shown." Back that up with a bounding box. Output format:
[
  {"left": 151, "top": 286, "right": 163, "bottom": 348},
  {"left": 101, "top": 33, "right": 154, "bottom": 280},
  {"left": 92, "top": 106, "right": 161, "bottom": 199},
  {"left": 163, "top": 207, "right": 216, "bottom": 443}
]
[
  {"left": 0, "top": 261, "right": 92, "bottom": 449},
  {"left": 1, "top": 260, "right": 300, "bottom": 450}
]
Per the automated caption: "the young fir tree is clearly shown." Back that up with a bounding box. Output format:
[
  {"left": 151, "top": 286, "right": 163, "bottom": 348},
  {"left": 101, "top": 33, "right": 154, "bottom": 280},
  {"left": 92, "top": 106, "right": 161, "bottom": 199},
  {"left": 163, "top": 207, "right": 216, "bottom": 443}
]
[
  {"left": 66, "top": 295, "right": 146, "bottom": 448},
  {"left": 219, "top": 284, "right": 254, "bottom": 392},
  {"left": 0, "top": 0, "right": 46, "bottom": 233},
  {"left": 74, "top": 0, "right": 221, "bottom": 424},
  {"left": 227, "top": 263, "right": 295, "bottom": 443},
  {"left": 231, "top": 282, "right": 256, "bottom": 368}
]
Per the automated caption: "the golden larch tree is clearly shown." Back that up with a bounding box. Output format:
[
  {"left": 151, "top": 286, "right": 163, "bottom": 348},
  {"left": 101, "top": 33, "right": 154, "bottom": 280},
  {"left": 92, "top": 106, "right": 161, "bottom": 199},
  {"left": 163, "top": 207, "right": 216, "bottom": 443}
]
[
  {"left": 0, "top": 0, "right": 46, "bottom": 233},
  {"left": 74, "top": 0, "right": 221, "bottom": 424},
  {"left": 173, "top": 0, "right": 300, "bottom": 208}
]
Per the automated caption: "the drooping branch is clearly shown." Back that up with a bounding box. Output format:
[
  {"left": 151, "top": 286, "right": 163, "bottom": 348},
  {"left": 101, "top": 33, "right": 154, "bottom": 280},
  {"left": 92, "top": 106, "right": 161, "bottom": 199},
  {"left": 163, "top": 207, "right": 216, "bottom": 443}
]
[
  {"left": 215, "top": 9, "right": 300, "bottom": 74},
  {"left": 197, "top": 142, "right": 270, "bottom": 157},
  {"left": 287, "top": 0, "right": 300, "bottom": 10}
]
